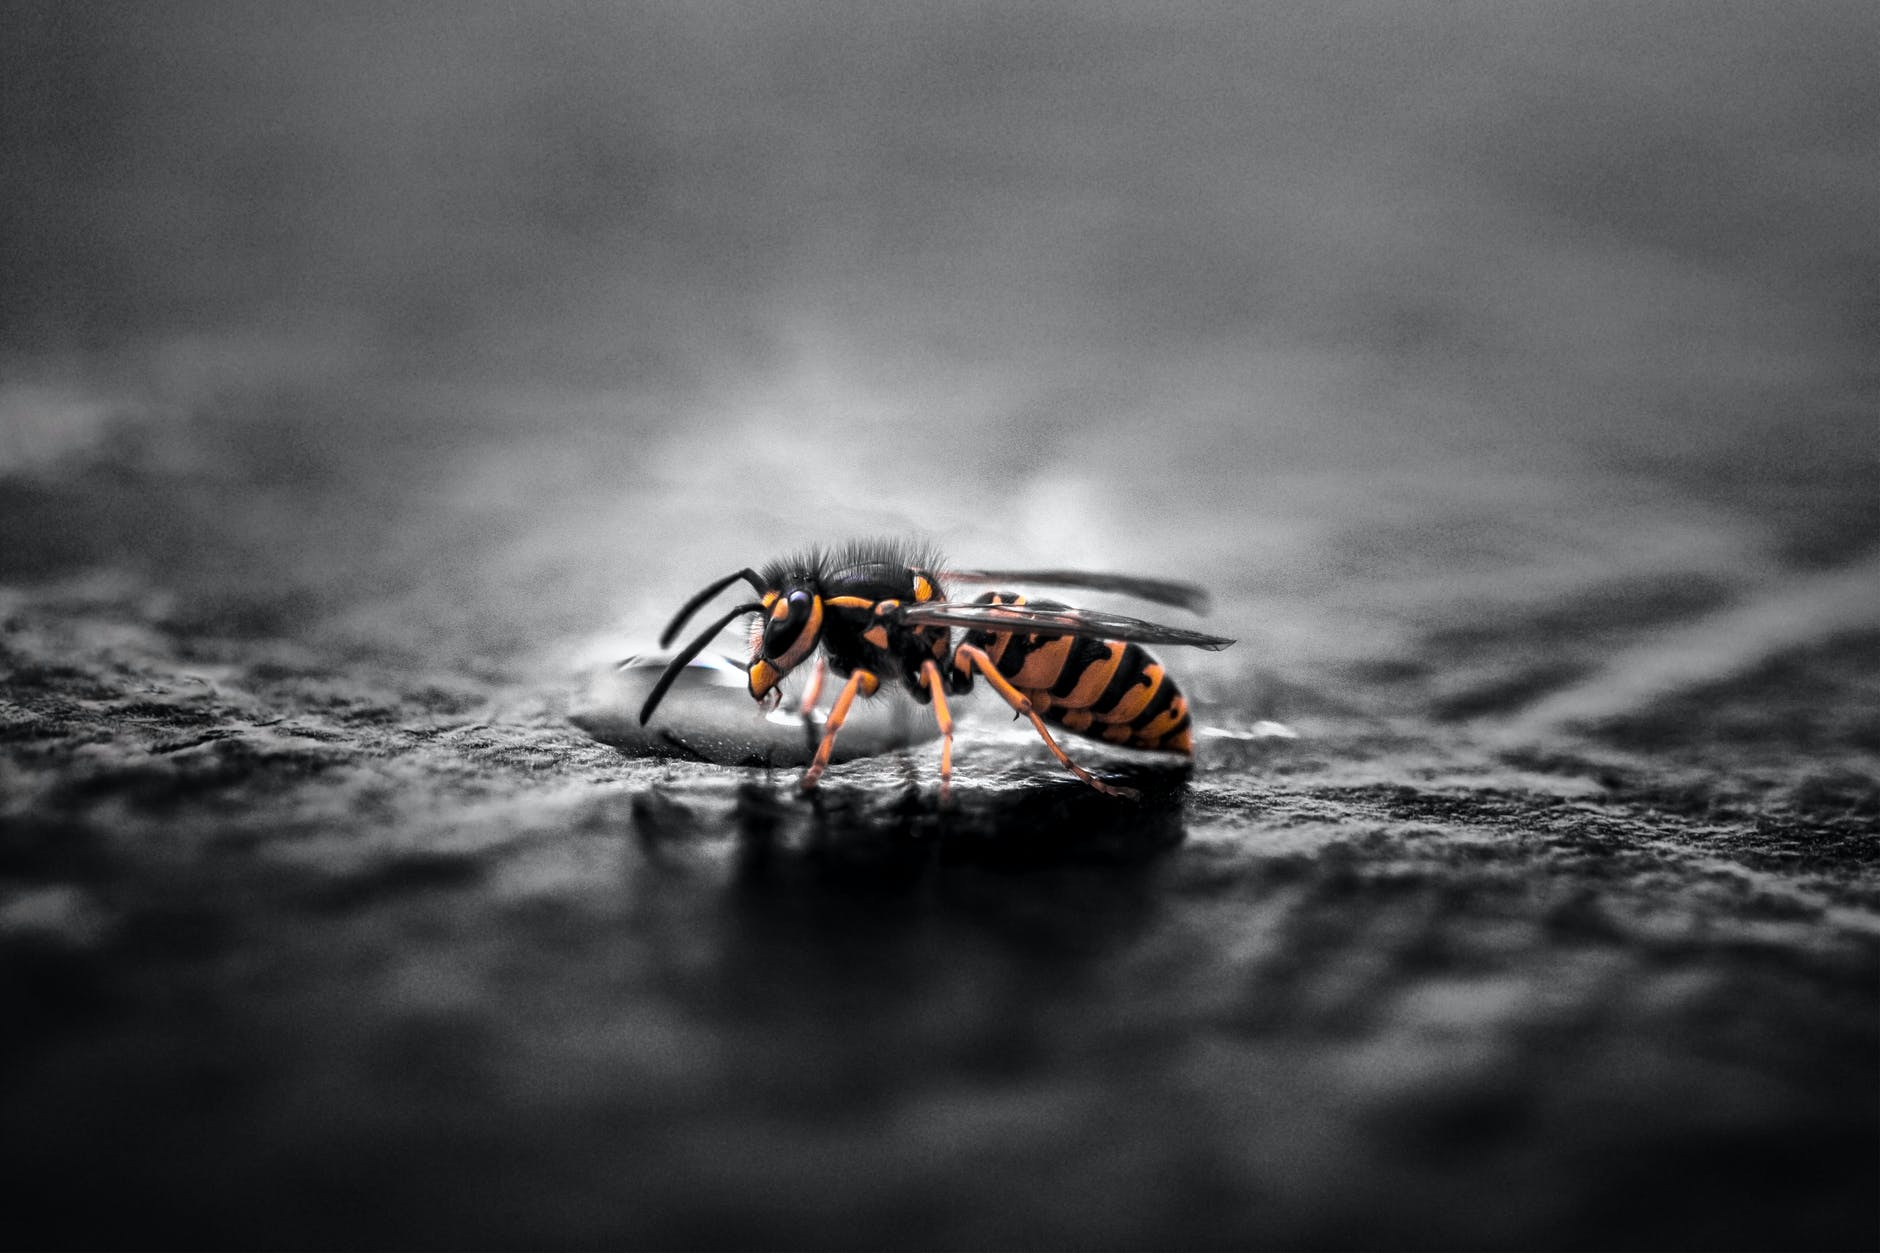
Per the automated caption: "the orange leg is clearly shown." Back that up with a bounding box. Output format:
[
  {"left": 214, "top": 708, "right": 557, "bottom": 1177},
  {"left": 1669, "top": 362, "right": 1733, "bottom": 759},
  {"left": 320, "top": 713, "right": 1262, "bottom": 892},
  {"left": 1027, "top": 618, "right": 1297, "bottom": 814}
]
[
  {"left": 921, "top": 659, "right": 955, "bottom": 802},
  {"left": 792, "top": 655, "right": 829, "bottom": 760},
  {"left": 800, "top": 669, "right": 876, "bottom": 791},
  {"left": 955, "top": 644, "right": 1138, "bottom": 800},
  {"left": 797, "top": 655, "right": 827, "bottom": 715}
]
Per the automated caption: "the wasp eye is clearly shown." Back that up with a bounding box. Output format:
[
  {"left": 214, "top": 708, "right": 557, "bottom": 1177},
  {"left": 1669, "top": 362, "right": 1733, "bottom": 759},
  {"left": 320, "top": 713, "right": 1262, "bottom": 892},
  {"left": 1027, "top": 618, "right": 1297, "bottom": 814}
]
[{"left": 763, "top": 589, "right": 820, "bottom": 660}]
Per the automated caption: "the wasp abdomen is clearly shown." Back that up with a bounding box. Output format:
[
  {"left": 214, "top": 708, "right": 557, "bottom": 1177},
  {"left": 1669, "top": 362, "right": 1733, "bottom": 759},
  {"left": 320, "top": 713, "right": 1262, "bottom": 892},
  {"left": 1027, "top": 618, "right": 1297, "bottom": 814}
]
[{"left": 953, "top": 593, "right": 1195, "bottom": 756}]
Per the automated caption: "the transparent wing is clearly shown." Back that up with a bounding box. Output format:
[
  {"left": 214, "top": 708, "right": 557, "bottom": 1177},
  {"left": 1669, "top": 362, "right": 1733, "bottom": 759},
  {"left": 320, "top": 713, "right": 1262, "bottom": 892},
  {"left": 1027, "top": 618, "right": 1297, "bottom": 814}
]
[
  {"left": 900, "top": 601, "right": 1235, "bottom": 650},
  {"left": 941, "top": 567, "right": 1211, "bottom": 614}
]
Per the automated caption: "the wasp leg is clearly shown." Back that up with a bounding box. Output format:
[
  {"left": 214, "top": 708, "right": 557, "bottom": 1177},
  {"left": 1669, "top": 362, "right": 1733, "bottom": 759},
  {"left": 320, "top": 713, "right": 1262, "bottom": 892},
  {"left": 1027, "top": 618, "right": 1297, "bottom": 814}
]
[
  {"left": 793, "top": 655, "right": 829, "bottom": 759},
  {"left": 954, "top": 644, "right": 1139, "bottom": 800},
  {"left": 920, "top": 659, "right": 955, "bottom": 803},
  {"left": 800, "top": 669, "right": 878, "bottom": 791},
  {"left": 797, "top": 656, "right": 827, "bottom": 715}
]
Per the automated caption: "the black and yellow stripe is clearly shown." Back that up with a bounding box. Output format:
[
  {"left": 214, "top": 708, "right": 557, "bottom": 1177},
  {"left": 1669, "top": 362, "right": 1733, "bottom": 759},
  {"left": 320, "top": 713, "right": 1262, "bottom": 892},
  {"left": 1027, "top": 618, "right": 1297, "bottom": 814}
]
[
  {"left": 907, "top": 567, "right": 952, "bottom": 665},
  {"left": 952, "top": 593, "right": 1194, "bottom": 756}
]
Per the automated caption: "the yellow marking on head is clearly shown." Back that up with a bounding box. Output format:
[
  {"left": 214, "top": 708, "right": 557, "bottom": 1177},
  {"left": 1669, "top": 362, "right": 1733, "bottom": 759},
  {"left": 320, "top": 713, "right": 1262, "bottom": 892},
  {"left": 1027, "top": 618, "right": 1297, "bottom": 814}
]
[
  {"left": 761, "top": 591, "right": 779, "bottom": 610},
  {"left": 1103, "top": 663, "right": 1164, "bottom": 723},
  {"left": 772, "top": 594, "right": 823, "bottom": 671},
  {"left": 749, "top": 659, "right": 781, "bottom": 700},
  {"left": 769, "top": 598, "right": 790, "bottom": 621},
  {"left": 1013, "top": 635, "right": 1075, "bottom": 690}
]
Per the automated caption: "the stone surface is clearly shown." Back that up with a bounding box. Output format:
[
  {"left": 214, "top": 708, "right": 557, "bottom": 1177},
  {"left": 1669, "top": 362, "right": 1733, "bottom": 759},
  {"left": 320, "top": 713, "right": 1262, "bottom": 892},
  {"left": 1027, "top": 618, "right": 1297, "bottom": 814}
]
[
  {"left": 2, "top": 443, "right": 1875, "bottom": 1248},
  {"left": 4, "top": 7, "right": 1877, "bottom": 1248}
]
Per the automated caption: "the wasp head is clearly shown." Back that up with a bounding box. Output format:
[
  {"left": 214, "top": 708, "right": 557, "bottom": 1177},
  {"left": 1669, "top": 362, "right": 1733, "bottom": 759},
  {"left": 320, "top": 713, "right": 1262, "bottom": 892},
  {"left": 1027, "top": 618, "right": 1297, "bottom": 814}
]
[{"left": 748, "top": 584, "right": 823, "bottom": 704}]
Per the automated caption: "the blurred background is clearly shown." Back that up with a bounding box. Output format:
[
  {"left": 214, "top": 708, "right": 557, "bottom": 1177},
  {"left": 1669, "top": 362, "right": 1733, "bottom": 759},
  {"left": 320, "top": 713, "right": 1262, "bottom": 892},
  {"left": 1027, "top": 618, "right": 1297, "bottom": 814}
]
[
  {"left": 3, "top": 4, "right": 1878, "bottom": 1248},
  {"left": 6, "top": 0, "right": 1875, "bottom": 691}
]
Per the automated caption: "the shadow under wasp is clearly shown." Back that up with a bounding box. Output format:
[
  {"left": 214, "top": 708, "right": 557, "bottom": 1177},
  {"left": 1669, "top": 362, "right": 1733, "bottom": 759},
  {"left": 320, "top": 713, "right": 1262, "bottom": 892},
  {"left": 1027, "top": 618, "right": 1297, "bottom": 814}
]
[{"left": 638, "top": 540, "right": 1235, "bottom": 800}]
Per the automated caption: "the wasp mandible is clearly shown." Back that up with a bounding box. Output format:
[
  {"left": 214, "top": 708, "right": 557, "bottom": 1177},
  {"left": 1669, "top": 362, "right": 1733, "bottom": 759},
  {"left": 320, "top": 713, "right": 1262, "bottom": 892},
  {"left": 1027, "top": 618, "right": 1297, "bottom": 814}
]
[{"left": 638, "top": 540, "right": 1235, "bottom": 799}]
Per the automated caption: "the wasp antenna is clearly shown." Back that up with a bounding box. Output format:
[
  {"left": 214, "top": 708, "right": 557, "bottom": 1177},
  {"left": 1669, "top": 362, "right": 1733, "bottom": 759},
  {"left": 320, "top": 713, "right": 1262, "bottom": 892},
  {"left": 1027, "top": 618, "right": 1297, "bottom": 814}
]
[
  {"left": 657, "top": 568, "right": 764, "bottom": 648},
  {"left": 639, "top": 601, "right": 765, "bottom": 725}
]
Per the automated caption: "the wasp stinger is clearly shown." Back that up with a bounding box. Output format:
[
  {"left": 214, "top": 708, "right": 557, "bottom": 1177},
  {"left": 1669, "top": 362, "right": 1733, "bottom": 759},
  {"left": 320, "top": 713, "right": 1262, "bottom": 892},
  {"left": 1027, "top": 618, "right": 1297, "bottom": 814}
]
[{"left": 638, "top": 540, "right": 1234, "bottom": 799}]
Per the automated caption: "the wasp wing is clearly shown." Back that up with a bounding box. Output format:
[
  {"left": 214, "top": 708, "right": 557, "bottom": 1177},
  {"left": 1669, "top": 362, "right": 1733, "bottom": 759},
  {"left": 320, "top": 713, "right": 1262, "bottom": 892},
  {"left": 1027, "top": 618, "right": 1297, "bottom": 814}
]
[
  {"left": 900, "top": 601, "right": 1235, "bottom": 650},
  {"left": 940, "top": 567, "right": 1211, "bottom": 614}
]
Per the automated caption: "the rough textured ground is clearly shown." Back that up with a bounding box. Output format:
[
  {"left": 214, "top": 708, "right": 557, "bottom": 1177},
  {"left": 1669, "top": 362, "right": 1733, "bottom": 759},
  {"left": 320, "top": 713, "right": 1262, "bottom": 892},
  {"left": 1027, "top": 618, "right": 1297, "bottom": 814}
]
[
  {"left": 2, "top": 382, "right": 1875, "bottom": 1250},
  {"left": 5, "top": 6, "right": 1878, "bottom": 1248}
]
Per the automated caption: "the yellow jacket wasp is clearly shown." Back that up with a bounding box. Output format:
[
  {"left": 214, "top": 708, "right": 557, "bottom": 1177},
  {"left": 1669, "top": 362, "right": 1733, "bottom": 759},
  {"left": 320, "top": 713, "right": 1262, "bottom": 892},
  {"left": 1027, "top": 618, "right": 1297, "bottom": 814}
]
[{"left": 638, "top": 540, "right": 1235, "bottom": 799}]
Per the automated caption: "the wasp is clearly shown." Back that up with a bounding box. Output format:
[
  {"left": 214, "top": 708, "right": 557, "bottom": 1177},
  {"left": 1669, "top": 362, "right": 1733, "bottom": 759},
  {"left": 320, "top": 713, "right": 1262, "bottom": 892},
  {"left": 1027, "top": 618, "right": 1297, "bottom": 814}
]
[{"left": 638, "top": 540, "right": 1234, "bottom": 799}]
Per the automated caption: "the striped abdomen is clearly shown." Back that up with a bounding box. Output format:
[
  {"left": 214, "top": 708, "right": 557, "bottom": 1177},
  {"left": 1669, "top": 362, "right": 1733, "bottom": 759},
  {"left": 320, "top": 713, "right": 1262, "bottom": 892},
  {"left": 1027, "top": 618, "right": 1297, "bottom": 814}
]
[{"left": 951, "top": 593, "right": 1194, "bottom": 755}]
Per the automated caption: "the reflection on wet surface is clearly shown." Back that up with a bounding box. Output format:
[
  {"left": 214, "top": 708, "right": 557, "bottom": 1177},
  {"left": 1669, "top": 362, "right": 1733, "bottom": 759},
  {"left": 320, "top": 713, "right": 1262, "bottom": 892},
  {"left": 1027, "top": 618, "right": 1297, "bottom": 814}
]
[{"left": 572, "top": 650, "right": 940, "bottom": 767}]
